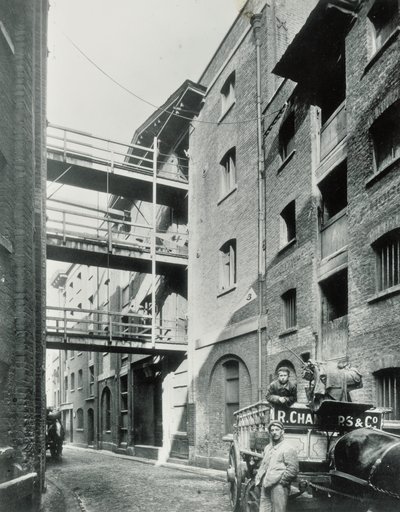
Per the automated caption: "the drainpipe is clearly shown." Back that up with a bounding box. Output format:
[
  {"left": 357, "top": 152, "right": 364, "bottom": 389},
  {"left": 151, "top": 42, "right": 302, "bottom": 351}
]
[{"left": 251, "top": 13, "right": 265, "bottom": 402}]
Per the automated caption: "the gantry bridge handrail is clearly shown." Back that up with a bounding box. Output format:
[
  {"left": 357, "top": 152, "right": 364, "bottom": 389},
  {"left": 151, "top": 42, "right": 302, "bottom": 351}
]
[
  {"left": 46, "top": 198, "right": 188, "bottom": 258},
  {"left": 47, "top": 123, "right": 189, "bottom": 183},
  {"left": 46, "top": 305, "right": 188, "bottom": 345}
]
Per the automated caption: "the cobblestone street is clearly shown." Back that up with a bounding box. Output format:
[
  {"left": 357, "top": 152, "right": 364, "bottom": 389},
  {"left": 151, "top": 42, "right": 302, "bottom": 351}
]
[{"left": 44, "top": 446, "right": 231, "bottom": 512}]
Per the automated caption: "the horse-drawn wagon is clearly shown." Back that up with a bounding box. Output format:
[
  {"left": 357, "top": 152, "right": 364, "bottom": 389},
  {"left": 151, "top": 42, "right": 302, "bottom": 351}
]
[
  {"left": 226, "top": 364, "right": 400, "bottom": 511},
  {"left": 46, "top": 408, "right": 65, "bottom": 460}
]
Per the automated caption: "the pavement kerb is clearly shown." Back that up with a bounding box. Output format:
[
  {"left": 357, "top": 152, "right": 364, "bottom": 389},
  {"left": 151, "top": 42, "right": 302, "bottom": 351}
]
[{"left": 63, "top": 444, "right": 227, "bottom": 482}]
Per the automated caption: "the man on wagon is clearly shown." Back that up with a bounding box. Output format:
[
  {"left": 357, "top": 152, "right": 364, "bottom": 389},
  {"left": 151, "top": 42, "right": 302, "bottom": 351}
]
[
  {"left": 265, "top": 366, "right": 297, "bottom": 407},
  {"left": 255, "top": 420, "right": 299, "bottom": 512}
]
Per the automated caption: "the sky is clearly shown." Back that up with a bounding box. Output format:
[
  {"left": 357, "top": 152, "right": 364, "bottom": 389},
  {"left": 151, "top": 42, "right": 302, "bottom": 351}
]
[
  {"left": 46, "top": 0, "right": 243, "bottom": 284},
  {"left": 47, "top": 0, "right": 244, "bottom": 143}
]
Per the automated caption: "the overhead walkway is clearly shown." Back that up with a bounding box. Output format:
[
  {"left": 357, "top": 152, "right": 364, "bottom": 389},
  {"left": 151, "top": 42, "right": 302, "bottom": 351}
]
[
  {"left": 46, "top": 197, "right": 188, "bottom": 274},
  {"left": 45, "top": 114, "right": 193, "bottom": 352},
  {"left": 47, "top": 124, "right": 188, "bottom": 209},
  {"left": 46, "top": 306, "right": 187, "bottom": 354}
]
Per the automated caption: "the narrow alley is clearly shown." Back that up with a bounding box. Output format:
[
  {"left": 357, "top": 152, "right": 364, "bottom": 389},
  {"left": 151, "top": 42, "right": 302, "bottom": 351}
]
[{"left": 43, "top": 446, "right": 230, "bottom": 512}]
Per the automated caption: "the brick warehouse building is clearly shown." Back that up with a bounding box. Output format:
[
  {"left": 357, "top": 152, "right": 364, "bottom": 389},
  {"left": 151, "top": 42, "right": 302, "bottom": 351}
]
[
  {"left": 187, "top": 0, "right": 400, "bottom": 469},
  {"left": 187, "top": 0, "right": 317, "bottom": 468},
  {"left": 266, "top": 0, "right": 400, "bottom": 427},
  {"left": 0, "top": 1, "right": 48, "bottom": 511}
]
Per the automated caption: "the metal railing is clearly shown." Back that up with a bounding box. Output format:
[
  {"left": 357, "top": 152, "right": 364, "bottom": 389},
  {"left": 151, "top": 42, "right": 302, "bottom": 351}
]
[
  {"left": 46, "top": 306, "right": 188, "bottom": 345},
  {"left": 47, "top": 123, "right": 188, "bottom": 183},
  {"left": 46, "top": 198, "right": 188, "bottom": 257}
]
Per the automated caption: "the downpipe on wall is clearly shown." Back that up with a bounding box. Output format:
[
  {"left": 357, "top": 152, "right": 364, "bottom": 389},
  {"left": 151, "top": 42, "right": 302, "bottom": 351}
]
[{"left": 251, "top": 13, "right": 265, "bottom": 402}]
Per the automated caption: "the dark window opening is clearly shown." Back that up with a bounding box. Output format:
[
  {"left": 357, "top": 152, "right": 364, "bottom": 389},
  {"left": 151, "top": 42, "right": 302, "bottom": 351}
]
[
  {"left": 279, "top": 111, "right": 295, "bottom": 161},
  {"left": 318, "top": 48, "right": 346, "bottom": 125},
  {"left": 320, "top": 269, "right": 348, "bottom": 322},
  {"left": 371, "top": 102, "right": 400, "bottom": 173},
  {"left": 368, "top": 0, "right": 398, "bottom": 54},
  {"left": 318, "top": 161, "right": 347, "bottom": 225}
]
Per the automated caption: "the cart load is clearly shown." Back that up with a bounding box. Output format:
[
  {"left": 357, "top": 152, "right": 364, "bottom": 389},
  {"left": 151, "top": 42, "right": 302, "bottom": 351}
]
[{"left": 226, "top": 400, "right": 398, "bottom": 511}]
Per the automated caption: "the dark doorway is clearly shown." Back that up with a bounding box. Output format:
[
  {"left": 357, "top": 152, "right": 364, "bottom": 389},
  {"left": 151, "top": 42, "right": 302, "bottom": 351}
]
[
  {"left": 133, "top": 367, "right": 163, "bottom": 447},
  {"left": 87, "top": 408, "right": 95, "bottom": 446}
]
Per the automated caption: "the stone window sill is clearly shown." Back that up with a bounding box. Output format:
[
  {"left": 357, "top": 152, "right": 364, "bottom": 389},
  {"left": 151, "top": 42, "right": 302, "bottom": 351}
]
[
  {"left": 365, "top": 155, "right": 400, "bottom": 188},
  {"left": 217, "top": 185, "right": 238, "bottom": 205},
  {"left": 277, "top": 150, "right": 296, "bottom": 174},
  {"left": 217, "top": 284, "right": 237, "bottom": 298},
  {"left": 218, "top": 101, "right": 235, "bottom": 124},
  {"left": 278, "top": 238, "right": 297, "bottom": 255},
  {"left": 279, "top": 327, "right": 298, "bottom": 338},
  {"left": 368, "top": 284, "right": 400, "bottom": 304}
]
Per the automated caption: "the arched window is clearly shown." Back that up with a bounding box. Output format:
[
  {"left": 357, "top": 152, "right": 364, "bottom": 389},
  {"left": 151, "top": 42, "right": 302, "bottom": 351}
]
[
  {"left": 101, "top": 387, "right": 111, "bottom": 432},
  {"left": 220, "top": 147, "right": 236, "bottom": 196},
  {"left": 76, "top": 408, "right": 84, "bottom": 430},
  {"left": 220, "top": 71, "right": 235, "bottom": 116},
  {"left": 219, "top": 239, "right": 236, "bottom": 292},
  {"left": 224, "top": 360, "right": 239, "bottom": 434},
  {"left": 280, "top": 201, "right": 296, "bottom": 247}
]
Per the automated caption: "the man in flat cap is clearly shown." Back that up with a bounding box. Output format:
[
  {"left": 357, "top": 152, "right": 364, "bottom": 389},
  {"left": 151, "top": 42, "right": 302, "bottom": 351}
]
[
  {"left": 255, "top": 420, "right": 299, "bottom": 512},
  {"left": 265, "top": 366, "right": 297, "bottom": 407}
]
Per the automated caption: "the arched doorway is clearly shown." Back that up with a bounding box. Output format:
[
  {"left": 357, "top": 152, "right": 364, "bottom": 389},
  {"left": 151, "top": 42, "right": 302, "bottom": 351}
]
[{"left": 87, "top": 408, "right": 95, "bottom": 446}]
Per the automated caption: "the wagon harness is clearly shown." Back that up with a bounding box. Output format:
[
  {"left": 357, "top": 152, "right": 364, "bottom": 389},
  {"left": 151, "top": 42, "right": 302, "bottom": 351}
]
[
  {"left": 315, "top": 440, "right": 400, "bottom": 502},
  {"left": 366, "top": 440, "right": 400, "bottom": 501}
]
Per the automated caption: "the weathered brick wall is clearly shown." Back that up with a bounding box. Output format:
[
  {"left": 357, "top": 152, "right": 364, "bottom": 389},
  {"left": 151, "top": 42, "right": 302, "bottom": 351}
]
[
  {"left": 0, "top": 0, "right": 48, "bottom": 509},
  {"left": 263, "top": 79, "right": 318, "bottom": 402},
  {"left": 345, "top": 0, "right": 400, "bottom": 404}
]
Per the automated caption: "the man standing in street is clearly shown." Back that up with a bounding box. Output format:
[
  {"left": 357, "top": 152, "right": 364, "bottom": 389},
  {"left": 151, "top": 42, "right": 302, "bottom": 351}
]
[
  {"left": 255, "top": 421, "right": 299, "bottom": 512},
  {"left": 265, "top": 366, "right": 297, "bottom": 407}
]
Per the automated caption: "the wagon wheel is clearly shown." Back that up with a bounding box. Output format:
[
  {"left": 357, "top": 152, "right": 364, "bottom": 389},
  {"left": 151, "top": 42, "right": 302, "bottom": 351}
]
[
  {"left": 241, "top": 479, "right": 260, "bottom": 512},
  {"left": 226, "top": 442, "right": 242, "bottom": 511}
]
